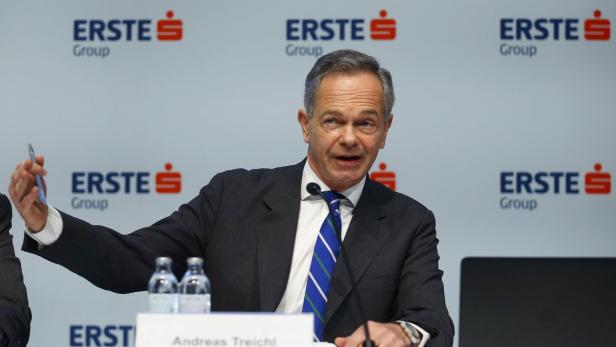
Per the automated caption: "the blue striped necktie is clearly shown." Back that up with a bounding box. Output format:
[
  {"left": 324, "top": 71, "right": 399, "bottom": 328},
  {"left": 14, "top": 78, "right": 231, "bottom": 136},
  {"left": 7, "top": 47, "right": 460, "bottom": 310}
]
[{"left": 302, "top": 191, "right": 343, "bottom": 341}]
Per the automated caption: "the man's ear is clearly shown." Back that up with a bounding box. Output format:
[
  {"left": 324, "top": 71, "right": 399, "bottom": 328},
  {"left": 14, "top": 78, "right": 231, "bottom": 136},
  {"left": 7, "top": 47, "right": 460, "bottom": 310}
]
[
  {"left": 380, "top": 115, "right": 393, "bottom": 148},
  {"left": 298, "top": 108, "right": 310, "bottom": 143}
]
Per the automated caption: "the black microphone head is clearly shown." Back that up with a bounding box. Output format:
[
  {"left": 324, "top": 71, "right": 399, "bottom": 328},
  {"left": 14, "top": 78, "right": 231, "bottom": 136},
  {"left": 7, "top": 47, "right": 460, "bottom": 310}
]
[{"left": 306, "top": 182, "right": 322, "bottom": 196}]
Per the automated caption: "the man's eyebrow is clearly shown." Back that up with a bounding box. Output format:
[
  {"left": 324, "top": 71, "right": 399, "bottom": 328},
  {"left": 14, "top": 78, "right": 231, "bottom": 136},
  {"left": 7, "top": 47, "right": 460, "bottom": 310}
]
[
  {"left": 320, "top": 109, "right": 380, "bottom": 117},
  {"left": 321, "top": 110, "right": 343, "bottom": 117},
  {"left": 359, "top": 109, "right": 379, "bottom": 116}
]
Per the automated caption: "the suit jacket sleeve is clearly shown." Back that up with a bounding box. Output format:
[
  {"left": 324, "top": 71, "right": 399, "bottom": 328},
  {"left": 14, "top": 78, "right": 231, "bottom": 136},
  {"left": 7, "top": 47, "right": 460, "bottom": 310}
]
[
  {"left": 0, "top": 194, "right": 31, "bottom": 347},
  {"left": 395, "top": 209, "right": 454, "bottom": 347},
  {"left": 21, "top": 172, "right": 228, "bottom": 293}
]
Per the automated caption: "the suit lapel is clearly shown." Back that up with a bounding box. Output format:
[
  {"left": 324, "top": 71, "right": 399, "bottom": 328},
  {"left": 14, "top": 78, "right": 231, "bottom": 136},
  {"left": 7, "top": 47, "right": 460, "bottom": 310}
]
[
  {"left": 325, "top": 179, "right": 391, "bottom": 323},
  {"left": 256, "top": 162, "right": 303, "bottom": 311}
]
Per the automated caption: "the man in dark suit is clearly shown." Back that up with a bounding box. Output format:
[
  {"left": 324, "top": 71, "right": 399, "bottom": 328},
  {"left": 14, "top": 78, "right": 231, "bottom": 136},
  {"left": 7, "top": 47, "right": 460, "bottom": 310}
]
[
  {"left": 9, "top": 50, "right": 454, "bottom": 346},
  {"left": 0, "top": 193, "right": 31, "bottom": 347}
]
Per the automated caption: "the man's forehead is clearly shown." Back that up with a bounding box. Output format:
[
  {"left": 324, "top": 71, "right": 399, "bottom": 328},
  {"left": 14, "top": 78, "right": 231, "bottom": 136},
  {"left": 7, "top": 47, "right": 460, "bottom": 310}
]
[
  {"left": 316, "top": 72, "right": 382, "bottom": 96},
  {"left": 314, "top": 72, "right": 384, "bottom": 113}
]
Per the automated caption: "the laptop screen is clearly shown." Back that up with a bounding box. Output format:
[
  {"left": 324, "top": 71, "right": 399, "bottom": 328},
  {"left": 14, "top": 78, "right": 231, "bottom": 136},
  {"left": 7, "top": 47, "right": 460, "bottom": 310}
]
[{"left": 459, "top": 257, "right": 616, "bottom": 347}]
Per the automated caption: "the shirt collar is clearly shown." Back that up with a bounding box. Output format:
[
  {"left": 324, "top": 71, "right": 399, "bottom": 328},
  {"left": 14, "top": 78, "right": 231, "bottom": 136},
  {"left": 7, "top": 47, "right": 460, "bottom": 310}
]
[{"left": 300, "top": 160, "right": 366, "bottom": 207}]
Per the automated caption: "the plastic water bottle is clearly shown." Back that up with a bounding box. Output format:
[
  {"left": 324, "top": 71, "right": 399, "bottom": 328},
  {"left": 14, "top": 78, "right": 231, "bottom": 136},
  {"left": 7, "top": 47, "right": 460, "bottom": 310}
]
[
  {"left": 179, "top": 257, "right": 211, "bottom": 313},
  {"left": 147, "top": 257, "right": 178, "bottom": 313}
]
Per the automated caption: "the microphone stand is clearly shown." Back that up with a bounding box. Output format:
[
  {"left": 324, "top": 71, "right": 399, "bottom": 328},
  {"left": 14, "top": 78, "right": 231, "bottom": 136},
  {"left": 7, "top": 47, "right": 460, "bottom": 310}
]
[{"left": 308, "top": 183, "right": 375, "bottom": 347}]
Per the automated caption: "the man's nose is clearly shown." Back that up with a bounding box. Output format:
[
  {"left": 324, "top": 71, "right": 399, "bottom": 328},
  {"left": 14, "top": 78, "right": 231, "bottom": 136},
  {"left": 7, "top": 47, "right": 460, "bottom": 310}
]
[{"left": 338, "top": 125, "right": 358, "bottom": 147}]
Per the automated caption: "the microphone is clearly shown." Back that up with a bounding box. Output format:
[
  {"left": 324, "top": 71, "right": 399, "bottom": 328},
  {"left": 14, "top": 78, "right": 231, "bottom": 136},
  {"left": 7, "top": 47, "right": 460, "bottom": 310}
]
[
  {"left": 305, "top": 182, "right": 322, "bottom": 196},
  {"left": 306, "top": 183, "right": 375, "bottom": 347}
]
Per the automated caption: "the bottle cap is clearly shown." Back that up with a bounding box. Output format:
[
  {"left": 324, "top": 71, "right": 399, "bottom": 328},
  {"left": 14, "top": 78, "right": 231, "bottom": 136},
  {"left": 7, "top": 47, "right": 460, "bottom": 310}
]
[
  {"left": 155, "top": 257, "right": 172, "bottom": 266},
  {"left": 187, "top": 257, "right": 203, "bottom": 266}
]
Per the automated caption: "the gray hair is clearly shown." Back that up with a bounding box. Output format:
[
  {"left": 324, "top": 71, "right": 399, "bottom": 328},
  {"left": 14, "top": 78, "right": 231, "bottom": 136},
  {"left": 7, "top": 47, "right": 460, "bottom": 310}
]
[{"left": 304, "top": 49, "right": 395, "bottom": 120}]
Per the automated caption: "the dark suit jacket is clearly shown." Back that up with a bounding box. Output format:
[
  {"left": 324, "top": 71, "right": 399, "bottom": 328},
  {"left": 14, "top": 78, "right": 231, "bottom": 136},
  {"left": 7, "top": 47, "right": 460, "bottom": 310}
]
[
  {"left": 0, "top": 194, "right": 31, "bottom": 347},
  {"left": 23, "top": 161, "right": 454, "bottom": 346}
]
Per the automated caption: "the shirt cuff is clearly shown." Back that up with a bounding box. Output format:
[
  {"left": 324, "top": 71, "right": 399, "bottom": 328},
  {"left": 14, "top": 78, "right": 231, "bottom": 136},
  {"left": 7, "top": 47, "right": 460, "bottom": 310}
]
[
  {"left": 410, "top": 322, "right": 430, "bottom": 347},
  {"left": 397, "top": 320, "right": 431, "bottom": 347},
  {"left": 24, "top": 204, "right": 63, "bottom": 246}
]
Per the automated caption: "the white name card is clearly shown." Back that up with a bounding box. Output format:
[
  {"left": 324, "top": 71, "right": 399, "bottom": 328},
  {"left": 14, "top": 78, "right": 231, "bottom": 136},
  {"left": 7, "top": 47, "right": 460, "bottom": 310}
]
[{"left": 135, "top": 313, "right": 313, "bottom": 347}]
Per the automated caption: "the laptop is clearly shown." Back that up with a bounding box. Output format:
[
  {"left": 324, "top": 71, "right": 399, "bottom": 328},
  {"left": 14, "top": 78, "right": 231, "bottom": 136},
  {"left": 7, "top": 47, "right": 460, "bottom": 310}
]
[{"left": 459, "top": 257, "right": 616, "bottom": 347}]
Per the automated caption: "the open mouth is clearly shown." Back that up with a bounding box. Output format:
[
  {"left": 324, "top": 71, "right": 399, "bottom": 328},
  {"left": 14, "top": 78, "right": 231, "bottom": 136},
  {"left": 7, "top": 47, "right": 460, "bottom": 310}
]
[{"left": 334, "top": 155, "right": 362, "bottom": 165}]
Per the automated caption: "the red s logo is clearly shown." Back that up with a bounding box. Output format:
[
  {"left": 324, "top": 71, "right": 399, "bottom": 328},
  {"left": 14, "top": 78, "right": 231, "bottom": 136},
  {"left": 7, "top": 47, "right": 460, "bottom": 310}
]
[
  {"left": 585, "top": 163, "right": 611, "bottom": 194},
  {"left": 156, "top": 163, "right": 182, "bottom": 194},
  {"left": 370, "top": 162, "right": 396, "bottom": 191},
  {"left": 370, "top": 10, "right": 396, "bottom": 40},
  {"left": 158, "top": 11, "right": 183, "bottom": 41},
  {"left": 584, "top": 10, "right": 611, "bottom": 41}
]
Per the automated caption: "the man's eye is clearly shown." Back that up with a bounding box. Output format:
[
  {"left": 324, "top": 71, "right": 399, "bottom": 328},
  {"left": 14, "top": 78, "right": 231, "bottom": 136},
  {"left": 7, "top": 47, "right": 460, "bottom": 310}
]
[
  {"left": 359, "top": 121, "right": 375, "bottom": 128},
  {"left": 323, "top": 118, "right": 338, "bottom": 125}
]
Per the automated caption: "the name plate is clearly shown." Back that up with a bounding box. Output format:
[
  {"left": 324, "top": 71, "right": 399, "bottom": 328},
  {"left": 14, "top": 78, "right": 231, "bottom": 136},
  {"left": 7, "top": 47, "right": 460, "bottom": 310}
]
[{"left": 135, "top": 313, "right": 313, "bottom": 347}]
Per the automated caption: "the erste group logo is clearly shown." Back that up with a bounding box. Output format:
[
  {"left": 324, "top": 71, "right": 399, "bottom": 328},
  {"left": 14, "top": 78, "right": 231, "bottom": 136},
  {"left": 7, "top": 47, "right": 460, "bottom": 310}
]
[
  {"left": 285, "top": 10, "right": 396, "bottom": 57},
  {"left": 70, "top": 324, "right": 134, "bottom": 347},
  {"left": 499, "top": 9, "right": 611, "bottom": 58},
  {"left": 499, "top": 163, "right": 611, "bottom": 212},
  {"left": 70, "top": 163, "right": 181, "bottom": 211},
  {"left": 73, "top": 10, "right": 183, "bottom": 59}
]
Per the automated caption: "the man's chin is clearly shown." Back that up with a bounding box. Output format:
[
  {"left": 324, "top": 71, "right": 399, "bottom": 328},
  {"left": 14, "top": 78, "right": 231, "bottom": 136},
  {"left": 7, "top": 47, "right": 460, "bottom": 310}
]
[{"left": 326, "top": 174, "right": 364, "bottom": 192}]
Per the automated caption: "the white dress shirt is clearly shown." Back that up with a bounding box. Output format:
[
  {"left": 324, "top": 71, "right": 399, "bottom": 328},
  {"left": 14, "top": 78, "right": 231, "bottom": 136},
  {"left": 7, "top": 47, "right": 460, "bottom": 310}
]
[
  {"left": 275, "top": 161, "right": 364, "bottom": 314},
  {"left": 27, "top": 162, "right": 429, "bottom": 345}
]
